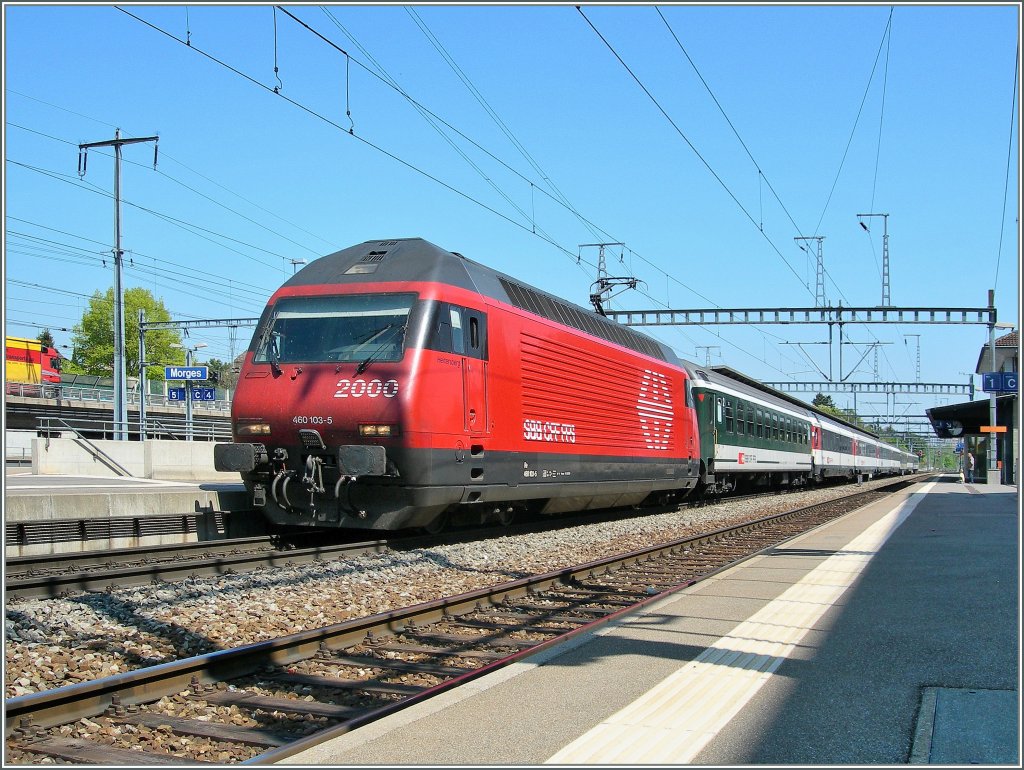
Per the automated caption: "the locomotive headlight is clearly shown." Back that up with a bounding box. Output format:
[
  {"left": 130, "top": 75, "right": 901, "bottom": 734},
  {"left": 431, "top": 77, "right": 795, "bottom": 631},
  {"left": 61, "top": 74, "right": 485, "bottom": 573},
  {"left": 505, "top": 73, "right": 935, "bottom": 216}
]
[
  {"left": 237, "top": 422, "right": 272, "bottom": 436},
  {"left": 359, "top": 423, "right": 400, "bottom": 437}
]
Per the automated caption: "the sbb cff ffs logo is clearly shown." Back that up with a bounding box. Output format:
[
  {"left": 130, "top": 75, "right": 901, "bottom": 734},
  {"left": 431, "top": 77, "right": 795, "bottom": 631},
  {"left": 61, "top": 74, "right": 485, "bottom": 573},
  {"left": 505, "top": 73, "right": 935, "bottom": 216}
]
[{"left": 523, "top": 419, "right": 577, "bottom": 443}]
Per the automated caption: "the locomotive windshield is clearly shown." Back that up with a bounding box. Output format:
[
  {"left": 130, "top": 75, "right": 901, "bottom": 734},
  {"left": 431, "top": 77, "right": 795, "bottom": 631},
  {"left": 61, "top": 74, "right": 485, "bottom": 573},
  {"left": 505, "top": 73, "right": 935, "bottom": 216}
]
[{"left": 253, "top": 294, "right": 415, "bottom": 364}]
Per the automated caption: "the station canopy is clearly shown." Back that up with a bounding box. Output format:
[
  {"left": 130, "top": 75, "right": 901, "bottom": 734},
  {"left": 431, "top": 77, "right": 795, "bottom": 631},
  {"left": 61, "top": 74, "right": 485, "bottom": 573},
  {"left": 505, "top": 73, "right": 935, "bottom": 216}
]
[{"left": 926, "top": 395, "right": 1017, "bottom": 439}]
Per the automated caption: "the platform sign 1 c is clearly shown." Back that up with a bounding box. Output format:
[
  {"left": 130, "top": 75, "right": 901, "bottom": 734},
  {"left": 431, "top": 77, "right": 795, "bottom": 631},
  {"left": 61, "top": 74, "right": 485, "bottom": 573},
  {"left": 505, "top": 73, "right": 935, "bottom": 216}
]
[
  {"left": 165, "top": 366, "right": 208, "bottom": 381},
  {"left": 982, "top": 371, "right": 1018, "bottom": 393}
]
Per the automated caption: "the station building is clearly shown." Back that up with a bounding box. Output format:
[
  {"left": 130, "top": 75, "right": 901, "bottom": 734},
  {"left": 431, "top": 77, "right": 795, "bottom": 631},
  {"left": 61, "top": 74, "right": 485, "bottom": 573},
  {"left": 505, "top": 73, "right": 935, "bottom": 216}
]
[{"left": 926, "top": 329, "right": 1019, "bottom": 485}]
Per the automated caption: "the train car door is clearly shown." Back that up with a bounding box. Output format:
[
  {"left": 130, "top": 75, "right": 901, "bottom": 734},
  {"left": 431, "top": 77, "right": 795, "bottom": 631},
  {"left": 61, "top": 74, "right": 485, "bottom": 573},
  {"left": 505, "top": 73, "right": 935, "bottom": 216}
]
[{"left": 451, "top": 307, "right": 489, "bottom": 435}]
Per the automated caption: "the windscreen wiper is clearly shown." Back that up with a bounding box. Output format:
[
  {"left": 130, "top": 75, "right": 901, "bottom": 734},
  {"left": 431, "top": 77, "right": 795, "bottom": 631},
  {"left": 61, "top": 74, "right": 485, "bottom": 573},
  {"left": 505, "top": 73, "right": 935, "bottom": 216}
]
[
  {"left": 355, "top": 324, "right": 406, "bottom": 375},
  {"left": 253, "top": 310, "right": 284, "bottom": 375},
  {"left": 268, "top": 333, "right": 283, "bottom": 375}
]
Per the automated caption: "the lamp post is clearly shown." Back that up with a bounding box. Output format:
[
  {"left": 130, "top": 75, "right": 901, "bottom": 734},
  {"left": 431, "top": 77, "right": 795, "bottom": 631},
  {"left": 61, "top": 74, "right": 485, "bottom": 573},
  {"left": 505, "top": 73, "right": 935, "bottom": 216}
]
[{"left": 172, "top": 342, "right": 207, "bottom": 440}]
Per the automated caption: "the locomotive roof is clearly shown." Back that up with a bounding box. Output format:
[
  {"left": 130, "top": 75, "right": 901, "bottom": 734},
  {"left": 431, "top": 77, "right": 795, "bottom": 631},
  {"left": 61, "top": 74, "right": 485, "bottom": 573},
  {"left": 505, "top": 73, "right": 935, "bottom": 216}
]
[{"left": 285, "top": 238, "right": 679, "bottom": 364}]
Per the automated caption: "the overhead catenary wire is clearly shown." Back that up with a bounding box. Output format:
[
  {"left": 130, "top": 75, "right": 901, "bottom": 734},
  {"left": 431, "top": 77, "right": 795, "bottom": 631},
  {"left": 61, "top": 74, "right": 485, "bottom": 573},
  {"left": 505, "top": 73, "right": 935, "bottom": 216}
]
[
  {"left": 662, "top": 7, "right": 906, "bottom": 387},
  {"left": 993, "top": 41, "right": 1019, "bottom": 291},
  {"left": 654, "top": 7, "right": 808, "bottom": 243},
  {"left": 395, "top": 7, "right": 804, "bottom": 374},
  {"left": 6, "top": 219, "right": 271, "bottom": 298},
  {"left": 113, "top": 4, "right": 807, "bottom": 379},
  {"left": 576, "top": 6, "right": 813, "bottom": 303},
  {"left": 6, "top": 93, "right": 340, "bottom": 250},
  {"left": 304, "top": 4, "right": 773, "bottom": 339},
  {"left": 811, "top": 10, "right": 893, "bottom": 240},
  {"left": 113, "top": 7, "right": 596, "bottom": 272},
  {"left": 6, "top": 121, "right": 327, "bottom": 258},
  {"left": 7, "top": 159, "right": 300, "bottom": 271},
  {"left": 6, "top": 236, "right": 270, "bottom": 313},
  {"left": 404, "top": 5, "right": 604, "bottom": 242}
]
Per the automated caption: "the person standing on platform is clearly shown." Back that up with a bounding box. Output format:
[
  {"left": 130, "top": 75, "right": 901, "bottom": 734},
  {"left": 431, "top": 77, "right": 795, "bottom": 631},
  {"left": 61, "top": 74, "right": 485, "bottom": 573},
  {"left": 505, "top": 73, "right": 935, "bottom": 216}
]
[{"left": 966, "top": 451, "right": 976, "bottom": 483}]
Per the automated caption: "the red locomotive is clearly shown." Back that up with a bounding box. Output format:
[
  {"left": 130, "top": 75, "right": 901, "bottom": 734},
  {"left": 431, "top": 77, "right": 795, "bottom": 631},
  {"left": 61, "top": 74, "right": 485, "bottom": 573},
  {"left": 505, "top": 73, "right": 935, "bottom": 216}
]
[{"left": 215, "top": 238, "right": 702, "bottom": 530}]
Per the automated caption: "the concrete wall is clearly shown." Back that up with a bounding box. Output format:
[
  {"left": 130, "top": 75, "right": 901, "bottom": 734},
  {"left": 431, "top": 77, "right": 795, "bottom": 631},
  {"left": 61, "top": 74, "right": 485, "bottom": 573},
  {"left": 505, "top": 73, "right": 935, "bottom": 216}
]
[
  {"left": 31, "top": 437, "right": 238, "bottom": 481},
  {"left": 6, "top": 429, "right": 38, "bottom": 462}
]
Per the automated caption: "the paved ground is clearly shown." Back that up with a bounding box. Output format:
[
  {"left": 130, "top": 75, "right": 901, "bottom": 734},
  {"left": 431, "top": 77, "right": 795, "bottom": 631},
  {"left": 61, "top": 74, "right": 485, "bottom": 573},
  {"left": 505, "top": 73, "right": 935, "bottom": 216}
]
[{"left": 278, "top": 476, "right": 1018, "bottom": 765}]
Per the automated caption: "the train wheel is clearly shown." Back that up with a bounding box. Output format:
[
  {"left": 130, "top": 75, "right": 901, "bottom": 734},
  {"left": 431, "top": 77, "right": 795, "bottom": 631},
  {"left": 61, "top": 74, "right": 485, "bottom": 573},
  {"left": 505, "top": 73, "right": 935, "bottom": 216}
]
[
  {"left": 421, "top": 512, "right": 450, "bottom": 535},
  {"left": 495, "top": 508, "right": 516, "bottom": 527}
]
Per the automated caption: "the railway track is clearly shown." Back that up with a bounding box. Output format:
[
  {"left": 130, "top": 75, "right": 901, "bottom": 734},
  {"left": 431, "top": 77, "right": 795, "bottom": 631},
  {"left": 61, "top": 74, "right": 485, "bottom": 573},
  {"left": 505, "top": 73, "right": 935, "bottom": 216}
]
[
  {"left": 4, "top": 481, "right": 844, "bottom": 599},
  {"left": 4, "top": 536, "right": 390, "bottom": 600},
  {"left": 4, "top": 476, "right": 926, "bottom": 765}
]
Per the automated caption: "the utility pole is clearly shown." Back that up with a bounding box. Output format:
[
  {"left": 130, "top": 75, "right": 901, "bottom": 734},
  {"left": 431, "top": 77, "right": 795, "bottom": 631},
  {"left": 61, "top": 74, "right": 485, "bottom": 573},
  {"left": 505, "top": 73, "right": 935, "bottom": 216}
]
[
  {"left": 986, "top": 289, "right": 998, "bottom": 484},
  {"left": 903, "top": 334, "right": 921, "bottom": 383},
  {"left": 696, "top": 346, "right": 721, "bottom": 367},
  {"left": 78, "top": 129, "right": 159, "bottom": 440},
  {"left": 138, "top": 309, "right": 146, "bottom": 441},
  {"left": 858, "top": 213, "right": 890, "bottom": 306},
  {"left": 795, "top": 236, "right": 826, "bottom": 307}
]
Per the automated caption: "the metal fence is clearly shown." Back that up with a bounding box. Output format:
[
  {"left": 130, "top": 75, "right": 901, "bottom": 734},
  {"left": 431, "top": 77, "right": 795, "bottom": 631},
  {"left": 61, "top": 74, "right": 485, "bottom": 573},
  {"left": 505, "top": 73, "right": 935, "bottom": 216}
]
[
  {"left": 6, "top": 382, "right": 232, "bottom": 413},
  {"left": 36, "top": 414, "right": 232, "bottom": 443}
]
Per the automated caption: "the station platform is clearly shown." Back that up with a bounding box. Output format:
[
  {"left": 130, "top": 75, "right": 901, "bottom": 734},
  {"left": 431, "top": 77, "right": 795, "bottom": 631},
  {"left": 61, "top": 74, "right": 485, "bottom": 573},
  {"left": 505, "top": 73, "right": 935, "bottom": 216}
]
[
  {"left": 284, "top": 476, "right": 1020, "bottom": 765},
  {"left": 4, "top": 471, "right": 255, "bottom": 555},
  {"left": 4, "top": 471, "right": 247, "bottom": 520}
]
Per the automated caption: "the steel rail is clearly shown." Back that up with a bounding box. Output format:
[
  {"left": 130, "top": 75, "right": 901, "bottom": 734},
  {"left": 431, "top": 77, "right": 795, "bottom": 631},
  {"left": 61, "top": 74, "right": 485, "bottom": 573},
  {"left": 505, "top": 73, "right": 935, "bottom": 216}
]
[{"left": 5, "top": 536, "right": 390, "bottom": 599}]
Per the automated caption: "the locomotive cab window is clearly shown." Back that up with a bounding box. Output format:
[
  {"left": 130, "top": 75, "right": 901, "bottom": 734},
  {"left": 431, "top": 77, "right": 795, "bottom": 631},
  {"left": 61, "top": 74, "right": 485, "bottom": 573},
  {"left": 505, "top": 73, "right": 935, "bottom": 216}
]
[
  {"left": 425, "top": 303, "right": 488, "bottom": 360},
  {"left": 253, "top": 293, "right": 414, "bottom": 365},
  {"left": 449, "top": 308, "right": 465, "bottom": 354}
]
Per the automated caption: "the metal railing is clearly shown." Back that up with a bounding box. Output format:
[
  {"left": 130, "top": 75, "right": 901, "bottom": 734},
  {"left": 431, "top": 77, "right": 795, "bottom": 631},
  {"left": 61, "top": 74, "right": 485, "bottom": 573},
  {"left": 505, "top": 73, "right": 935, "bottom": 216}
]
[
  {"left": 37, "top": 414, "right": 232, "bottom": 443},
  {"left": 6, "top": 382, "right": 232, "bottom": 412},
  {"left": 37, "top": 417, "right": 135, "bottom": 476}
]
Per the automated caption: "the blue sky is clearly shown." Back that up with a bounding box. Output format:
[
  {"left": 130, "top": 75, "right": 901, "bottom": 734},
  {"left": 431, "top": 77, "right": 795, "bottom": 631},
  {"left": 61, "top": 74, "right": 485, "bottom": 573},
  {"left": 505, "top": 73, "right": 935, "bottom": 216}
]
[{"left": 3, "top": 3, "right": 1020, "bottom": 430}]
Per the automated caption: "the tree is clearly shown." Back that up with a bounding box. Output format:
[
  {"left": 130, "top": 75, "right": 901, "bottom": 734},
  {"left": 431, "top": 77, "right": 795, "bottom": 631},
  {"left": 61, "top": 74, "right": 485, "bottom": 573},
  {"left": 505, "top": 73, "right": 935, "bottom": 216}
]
[
  {"left": 67, "top": 287, "right": 184, "bottom": 379},
  {"left": 812, "top": 393, "right": 836, "bottom": 410},
  {"left": 204, "top": 357, "right": 241, "bottom": 390},
  {"left": 37, "top": 329, "right": 55, "bottom": 348}
]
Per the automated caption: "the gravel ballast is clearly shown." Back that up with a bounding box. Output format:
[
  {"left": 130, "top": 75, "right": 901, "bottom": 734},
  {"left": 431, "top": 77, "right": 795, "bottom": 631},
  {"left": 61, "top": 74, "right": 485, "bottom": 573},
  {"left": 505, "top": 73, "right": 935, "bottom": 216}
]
[{"left": 5, "top": 478, "right": 913, "bottom": 698}]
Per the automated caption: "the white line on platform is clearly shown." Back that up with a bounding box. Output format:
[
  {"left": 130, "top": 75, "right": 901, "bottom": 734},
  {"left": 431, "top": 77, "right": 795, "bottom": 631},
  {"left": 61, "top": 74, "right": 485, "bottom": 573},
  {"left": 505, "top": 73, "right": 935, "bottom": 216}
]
[{"left": 545, "top": 482, "right": 936, "bottom": 765}]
